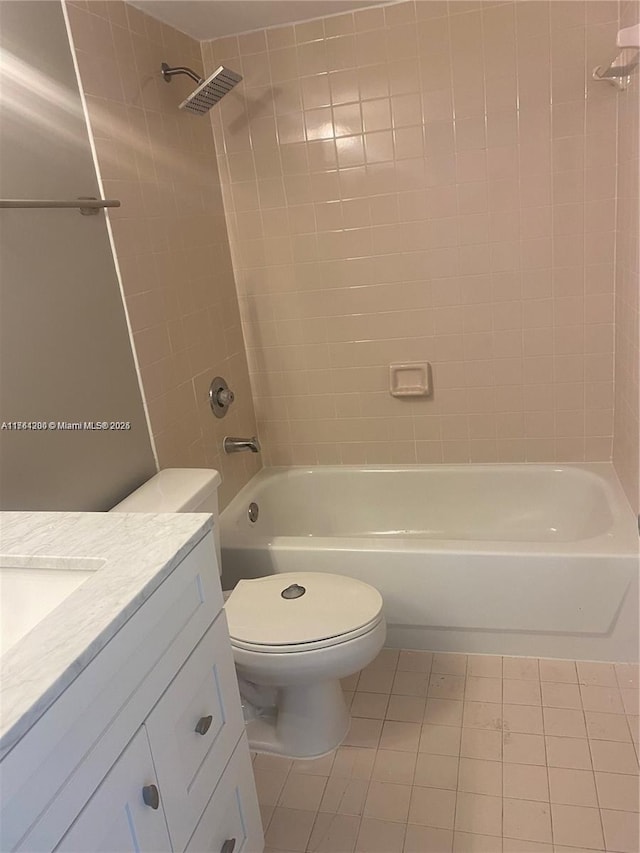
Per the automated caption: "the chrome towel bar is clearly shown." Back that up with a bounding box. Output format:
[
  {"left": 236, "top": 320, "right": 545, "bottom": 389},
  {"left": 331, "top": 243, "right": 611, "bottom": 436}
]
[{"left": 0, "top": 197, "right": 121, "bottom": 216}]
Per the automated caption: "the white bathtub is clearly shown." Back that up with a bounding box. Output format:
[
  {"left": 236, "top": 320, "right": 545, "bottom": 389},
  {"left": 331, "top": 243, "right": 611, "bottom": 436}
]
[{"left": 220, "top": 464, "right": 639, "bottom": 662}]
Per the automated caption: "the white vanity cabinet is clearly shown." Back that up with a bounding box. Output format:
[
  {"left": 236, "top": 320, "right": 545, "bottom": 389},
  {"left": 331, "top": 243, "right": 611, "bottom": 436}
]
[{"left": 0, "top": 528, "right": 263, "bottom": 853}]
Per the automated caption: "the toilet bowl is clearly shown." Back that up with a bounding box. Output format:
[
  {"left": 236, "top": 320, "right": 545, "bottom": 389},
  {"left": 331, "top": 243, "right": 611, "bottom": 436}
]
[
  {"left": 111, "top": 468, "right": 387, "bottom": 758},
  {"left": 225, "top": 572, "right": 386, "bottom": 757}
]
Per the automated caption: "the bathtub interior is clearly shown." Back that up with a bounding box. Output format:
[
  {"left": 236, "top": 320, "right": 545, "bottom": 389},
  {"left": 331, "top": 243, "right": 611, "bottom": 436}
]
[{"left": 223, "top": 465, "right": 616, "bottom": 543}]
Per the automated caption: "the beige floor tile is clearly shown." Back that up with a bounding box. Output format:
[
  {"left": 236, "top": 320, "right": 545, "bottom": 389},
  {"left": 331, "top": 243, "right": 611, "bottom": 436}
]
[
  {"left": 307, "top": 813, "right": 360, "bottom": 853},
  {"left": 255, "top": 767, "right": 291, "bottom": 806},
  {"left": 356, "top": 817, "right": 406, "bottom": 853},
  {"left": 467, "top": 655, "right": 503, "bottom": 679},
  {"left": 585, "top": 710, "right": 632, "bottom": 742},
  {"left": 420, "top": 723, "right": 462, "bottom": 756},
  {"left": 503, "top": 732, "right": 546, "bottom": 766},
  {"left": 254, "top": 754, "right": 294, "bottom": 774},
  {"left": 364, "top": 780, "right": 412, "bottom": 823},
  {"left": 372, "top": 749, "right": 417, "bottom": 785},
  {"left": 393, "top": 670, "right": 430, "bottom": 697},
  {"left": 344, "top": 718, "right": 383, "bottom": 749},
  {"left": 550, "top": 804, "right": 604, "bottom": 850},
  {"left": 404, "top": 824, "right": 453, "bottom": 852},
  {"left": 465, "top": 677, "right": 503, "bottom": 704},
  {"left": 503, "top": 704, "right": 544, "bottom": 735},
  {"left": 260, "top": 803, "right": 275, "bottom": 829},
  {"left": 414, "top": 752, "right": 459, "bottom": 789},
  {"left": 291, "top": 753, "right": 335, "bottom": 776},
  {"left": 580, "top": 685, "right": 625, "bottom": 714},
  {"left": 331, "top": 747, "right": 376, "bottom": 780},
  {"left": 590, "top": 739, "right": 639, "bottom": 774},
  {"left": 278, "top": 772, "right": 328, "bottom": 811},
  {"left": 357, "top": 668, "right": 395, "bottom": 694},
  {"left": 463, "top": 701, "right": 503, "bottom": 731},
  {"left": 544, "top": 736, "right": 592, "bottom": 770},
  {"left": 547, "top": 767, "right": 597, "bottom": 807},
  {"left": 265, "top": 807, "right": 317, "bottom": 851},
  {"left": 538, "top": 660, "right": 577, "bottom": 684},
  {"left": 432, "top": 653, "right": 468, "bottom": 676},
  {"left": 542, "top": 707, "right": 587, "bottom": 738},
  {"left": 453, "top": 831, "right": 503, "bottom": 852},
  {"left": 342, "top": 674, "right": 360, "bottom": 692},
  {"left": 424, "top": 698, "right": 464, "bottom": 726},
  {"left": 379, "top": 721, "right": 422, "bottom": 752},
  {"left": 319, "top": 777, "right": 369, "bottom": 816},
  {"left": 368, "top": 648, "right": 400, "bottom": 671},
  {"left": 503, "top": 658, "right": 539, "bottom": 681},
  {"left": 594, "top": 770, "right": 640, "bottom": 811},
  {"left": 503, "top": 798, "right": 552, "bottom": 843},
  {"left": 504, "top": 680, "right": 542, "bottom": 706},
  {"left": 455, "top": 792, "right": 502, "bottom": 836},
  {"left": 615, "top": 663, "right": 640, "bottom": 689},
  {"left": 621, "top": 687, "right": 640, "bottom": 715},
  {"left": 429, "top": 674, "right": 466, "bottom": 700},
  {"left": 461, "top": 728, "right": 503, "bottom": 761},
  {"left": 458, "top": 757, "right": 502, "bottom": 796},
  {"left": 350, "top": 691, "right": 389, "bottom": 720},
  {"left": 503, "top": 841, "right": 552, "bottom": 852},
  {"left": 541, "top": 682, "right": 582, "bottom": 710},
  {"left": 601, "top": 807, "right": 640, "bottom": 853},
  {"left": 398, "top": 650, "right": 433, "bottom": 673},
  {"left": 628, "top": 714, "right": 639, "bottom": 745},
  {"left": 408, "top": 785, "right": 456, "bottom": 829},
  {"left": 576, "top": 661, "right": 617, "bottom": 687},
  {"left": 386, "top": 694, "right": 426, "bottom": 723},
  {"left": 503, "top": 763, "right": 549, "bottom": 802}
]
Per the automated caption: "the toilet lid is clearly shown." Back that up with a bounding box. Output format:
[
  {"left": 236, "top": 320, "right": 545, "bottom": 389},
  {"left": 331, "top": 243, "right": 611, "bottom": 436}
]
[{"left": 224, "top": 572, "right": 383, "bottom": 648}]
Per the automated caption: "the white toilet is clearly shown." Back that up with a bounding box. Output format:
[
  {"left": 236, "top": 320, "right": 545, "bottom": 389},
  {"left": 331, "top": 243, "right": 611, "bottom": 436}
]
[{"left": 112, "top": 468, "right": 386, "bottom": 758}]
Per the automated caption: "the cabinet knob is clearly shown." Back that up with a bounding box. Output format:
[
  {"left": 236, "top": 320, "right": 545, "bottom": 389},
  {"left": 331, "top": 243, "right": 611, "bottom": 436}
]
[
  {"left": 221, "top": 840, "right": 236, "bottom": 853},
  {"left": 142, "top": 784, "right": 160, "bottom": 810},
  {"left": 195, "top": 714, "right": 213, "bottom": 735}
]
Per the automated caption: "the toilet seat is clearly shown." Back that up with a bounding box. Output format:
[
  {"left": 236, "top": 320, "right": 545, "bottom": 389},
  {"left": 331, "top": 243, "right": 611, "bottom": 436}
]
[{"left": 225, "top": 572, "right": 383, "bottom": 654}]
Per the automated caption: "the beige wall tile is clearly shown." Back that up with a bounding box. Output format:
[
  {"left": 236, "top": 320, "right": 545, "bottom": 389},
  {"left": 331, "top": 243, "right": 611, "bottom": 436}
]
[{"left": 203, "top": 0, "right": 625, "bottom": 467}]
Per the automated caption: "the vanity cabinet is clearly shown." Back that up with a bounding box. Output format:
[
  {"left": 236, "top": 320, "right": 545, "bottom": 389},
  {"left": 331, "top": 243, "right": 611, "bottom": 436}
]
[{"left": 1, "top": 529, "right": 263, "bottom": 853}]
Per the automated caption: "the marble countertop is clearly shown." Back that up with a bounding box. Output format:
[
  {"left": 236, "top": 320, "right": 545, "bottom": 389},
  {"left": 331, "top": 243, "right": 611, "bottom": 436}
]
[{"left": 0, "top": 511, "right": 212, "bottom": 758}]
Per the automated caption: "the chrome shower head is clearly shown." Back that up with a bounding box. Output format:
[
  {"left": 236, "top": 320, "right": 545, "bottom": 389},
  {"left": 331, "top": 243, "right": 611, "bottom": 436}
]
[{"left": 160, "top": 62, "right": 242, "bottom": 115}]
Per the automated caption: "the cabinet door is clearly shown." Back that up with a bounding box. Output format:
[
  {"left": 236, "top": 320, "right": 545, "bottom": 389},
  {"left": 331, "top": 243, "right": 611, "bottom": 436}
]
[
  {"left": 56, "top": 728, "right": 171, "bottom": 853},
  {"left": 185, "top": 735, "right": 264, "bottom": 853},
  {"left": 145, "top": 612, "right": 244, "bottom": 851}
]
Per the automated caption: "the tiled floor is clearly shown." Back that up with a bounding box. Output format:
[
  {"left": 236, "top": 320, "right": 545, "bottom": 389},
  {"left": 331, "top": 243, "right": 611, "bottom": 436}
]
[{"left": 253, "top": 650, "right": 640, "bottom": 853}]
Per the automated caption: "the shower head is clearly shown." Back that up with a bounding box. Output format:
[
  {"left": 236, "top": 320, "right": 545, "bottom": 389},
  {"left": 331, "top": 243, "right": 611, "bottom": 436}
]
[{"left": 160, "top": 62, "right": 242, "bottom": 115}]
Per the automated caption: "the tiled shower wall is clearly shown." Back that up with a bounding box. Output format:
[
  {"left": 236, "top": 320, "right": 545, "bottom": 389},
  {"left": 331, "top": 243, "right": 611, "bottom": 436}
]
[
  {"left": 205, "top": 0, "right": 622, "bottom": 467},
  {"left": 613, "top": 0, "right": 639, "bottom": 515},
  {"left": 66, "top": 1, "right": 260, "bottom": 507}
]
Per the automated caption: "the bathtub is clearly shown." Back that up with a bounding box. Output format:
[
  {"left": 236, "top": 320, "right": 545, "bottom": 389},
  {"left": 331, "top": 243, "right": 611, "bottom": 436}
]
[{"left": 220, "top": 464, "right": 639, "bottom": 662}]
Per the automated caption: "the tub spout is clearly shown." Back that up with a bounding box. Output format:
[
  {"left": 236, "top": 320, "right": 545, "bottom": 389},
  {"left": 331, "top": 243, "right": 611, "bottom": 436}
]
[{"left": 223, "top": 435, "right": 261, "bottom": 454}]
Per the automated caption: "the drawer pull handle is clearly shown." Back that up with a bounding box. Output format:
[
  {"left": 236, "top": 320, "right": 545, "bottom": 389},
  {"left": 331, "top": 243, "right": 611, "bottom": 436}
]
[
  {"left": 142, "top": 784, "right": 160, "bottom": 810},
  {"left": 221, "top": 840, "right": 236, "bottom": 853},
  {"left": 195, "top": 714, "right": 213, "bottom": 735}
]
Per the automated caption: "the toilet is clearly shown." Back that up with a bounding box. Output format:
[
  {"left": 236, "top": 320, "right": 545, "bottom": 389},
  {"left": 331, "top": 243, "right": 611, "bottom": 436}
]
[{"left": 111, "top": 468, "right": 386, "bottom": 758}]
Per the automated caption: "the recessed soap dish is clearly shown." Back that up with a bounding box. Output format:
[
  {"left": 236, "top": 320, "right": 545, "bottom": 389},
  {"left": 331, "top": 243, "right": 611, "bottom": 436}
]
[{"left": 390, "top": 362, "right": 433, "bottom": 398}]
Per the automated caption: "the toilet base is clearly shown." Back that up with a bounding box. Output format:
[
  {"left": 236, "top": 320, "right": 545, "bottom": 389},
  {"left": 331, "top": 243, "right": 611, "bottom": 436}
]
[{"left": 245, "top": 678, "right": 350, "bottom": 758}]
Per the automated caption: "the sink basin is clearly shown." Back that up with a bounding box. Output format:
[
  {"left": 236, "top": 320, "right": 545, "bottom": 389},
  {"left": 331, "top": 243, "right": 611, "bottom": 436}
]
[{"left": 0, "top": 558, "right": 99, "bottom": 654}]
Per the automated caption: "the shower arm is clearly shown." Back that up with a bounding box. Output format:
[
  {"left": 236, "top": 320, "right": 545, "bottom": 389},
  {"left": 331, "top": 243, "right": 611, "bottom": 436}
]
[{"left": 161, "top": 63, "right": 203, "bottom": 85}]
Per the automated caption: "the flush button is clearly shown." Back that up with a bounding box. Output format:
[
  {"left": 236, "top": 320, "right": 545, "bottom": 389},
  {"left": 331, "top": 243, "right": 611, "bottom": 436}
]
[{"left": 281, "top": 583, "right": 306, "bottom": 599}]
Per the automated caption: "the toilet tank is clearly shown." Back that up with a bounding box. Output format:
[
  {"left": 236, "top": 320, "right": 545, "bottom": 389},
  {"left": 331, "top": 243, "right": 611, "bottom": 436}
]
[{"left": 110, "top": 468, "right": 223, "bottom": 573}]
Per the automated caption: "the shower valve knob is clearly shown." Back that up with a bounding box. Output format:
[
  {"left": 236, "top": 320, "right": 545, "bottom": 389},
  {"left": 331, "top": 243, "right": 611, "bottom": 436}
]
[{"left": 209, "top": 377, "right": 234, "bottom": 418}]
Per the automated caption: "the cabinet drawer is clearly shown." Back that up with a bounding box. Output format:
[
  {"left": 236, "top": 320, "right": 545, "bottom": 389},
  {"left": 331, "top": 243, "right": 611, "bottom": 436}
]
[
  {"left": 185, "top": 734, "right": 263, "bottom": 853},
  {"left": 145, "top": 611, "right": 244, "bottom": 851},
  {"left": 56, "top": 728, "right": 171, "bottom": 853},
  {"left": 4, "top": 532, "right": 222, "bottom": 853}
]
